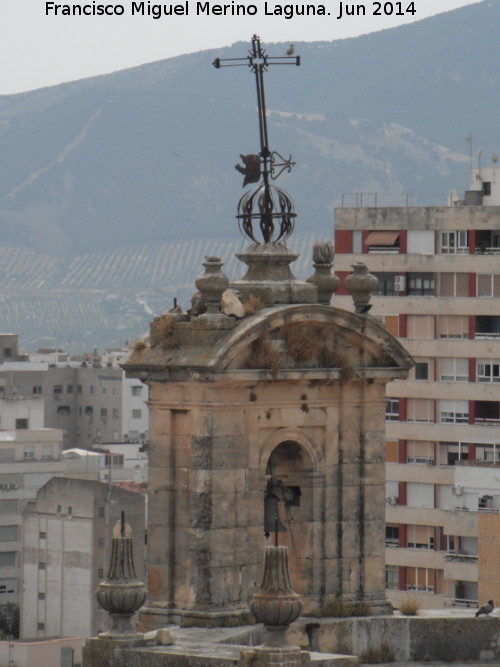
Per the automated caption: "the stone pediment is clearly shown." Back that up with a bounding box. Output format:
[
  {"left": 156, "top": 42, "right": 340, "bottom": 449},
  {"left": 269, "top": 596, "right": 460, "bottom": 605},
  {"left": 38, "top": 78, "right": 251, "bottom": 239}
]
[{"left": 123, "top": 304, "right": 413, "bottom": 382}]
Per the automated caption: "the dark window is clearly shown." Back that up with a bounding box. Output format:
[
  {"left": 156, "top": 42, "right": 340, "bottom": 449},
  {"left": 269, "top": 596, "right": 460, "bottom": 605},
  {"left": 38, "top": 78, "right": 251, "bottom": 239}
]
[
  {"left": 407, "top": 273, "right": 435, "bottom": 296},
  {"left": 415, "top": 363, "right": 429, "bottom": 380},
  {"left": 38, "top": 592, "right": 45, "bottom": 600},
  {"left": 386, "top": 525, "right": 399, "bottom": 546},
  {"left": 373, "top": 272, "right": 398, "bottom": 296},
  {"left": 97, "top": 568, "right": 104, "bottom": 580},
  {"left": 4, "top": 348, "right": 12, "bottom": 359},
  {"left": 15, "top": 418, "right": 28, "bottom": 430},
  {"left": 53, "top": 385, "right": 63, "bottom": 394},
  {"left": 483, "top": 182, "right": 492, "bottom": 196},
  {"left": 98, "top": 506, "right": 105, "bottom": 518}
]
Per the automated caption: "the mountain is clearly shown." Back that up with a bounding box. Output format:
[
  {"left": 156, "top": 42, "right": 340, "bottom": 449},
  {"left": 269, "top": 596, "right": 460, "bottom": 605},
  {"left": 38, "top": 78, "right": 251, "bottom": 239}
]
[{"left": 0, "top": 0, "right": 498, "bottom": 350}]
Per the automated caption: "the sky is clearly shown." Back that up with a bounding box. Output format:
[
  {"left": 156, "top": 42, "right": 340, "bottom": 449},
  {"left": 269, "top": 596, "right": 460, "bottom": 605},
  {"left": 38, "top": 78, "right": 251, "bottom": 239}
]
[{"left": 0, "top": 0, "right": 483, "bottom": 95}]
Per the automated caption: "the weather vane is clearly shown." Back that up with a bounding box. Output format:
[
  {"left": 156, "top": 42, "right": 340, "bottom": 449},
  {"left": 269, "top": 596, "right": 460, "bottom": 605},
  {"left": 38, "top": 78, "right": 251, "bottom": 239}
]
[{"left": 213, "top": 35, "right": 301, "bottom": 244}]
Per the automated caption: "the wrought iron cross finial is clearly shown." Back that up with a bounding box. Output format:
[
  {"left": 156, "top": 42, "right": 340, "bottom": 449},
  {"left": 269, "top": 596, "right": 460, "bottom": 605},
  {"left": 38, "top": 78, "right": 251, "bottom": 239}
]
[
  {"left": 213, "top": 35, "right": 299, "bottom": 164},
  {"left": 213, "top": 36, "right": 301, "bottom": 244}
]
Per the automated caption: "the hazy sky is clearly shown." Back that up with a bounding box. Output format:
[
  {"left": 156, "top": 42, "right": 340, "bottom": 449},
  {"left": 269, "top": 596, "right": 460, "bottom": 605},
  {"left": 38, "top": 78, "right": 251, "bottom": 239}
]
[{"left": 0, "top": 0, "right": 483, "bottom": 95}]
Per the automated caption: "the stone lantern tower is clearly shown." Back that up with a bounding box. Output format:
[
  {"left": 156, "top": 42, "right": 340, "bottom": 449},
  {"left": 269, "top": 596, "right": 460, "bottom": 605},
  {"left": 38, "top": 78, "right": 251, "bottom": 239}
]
[{"left": 121, "top": 37, "right": 413, "bottom": 630}]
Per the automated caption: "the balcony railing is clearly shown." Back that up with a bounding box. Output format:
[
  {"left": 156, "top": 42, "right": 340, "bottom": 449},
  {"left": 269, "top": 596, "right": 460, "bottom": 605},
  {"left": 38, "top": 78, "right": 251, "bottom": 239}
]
[
  {"left": 445, "top": 553, "right": 478, "bottom": 562},
  {"left": 444, "top": 596, "right": 478, "bottom": 608},
  {"left": 475, "top": 418, "right": 500, "bottom": 426}
]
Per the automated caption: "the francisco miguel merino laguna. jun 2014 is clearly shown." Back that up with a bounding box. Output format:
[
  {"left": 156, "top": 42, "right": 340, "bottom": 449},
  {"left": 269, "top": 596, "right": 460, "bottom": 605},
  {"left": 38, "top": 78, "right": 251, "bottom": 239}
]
[{"left": 45, "top": 1, "right": 330, "bottom": 17}]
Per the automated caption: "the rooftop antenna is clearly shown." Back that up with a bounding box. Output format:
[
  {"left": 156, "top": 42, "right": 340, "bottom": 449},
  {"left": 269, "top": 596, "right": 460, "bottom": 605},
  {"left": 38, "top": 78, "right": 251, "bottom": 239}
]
[{"left": 466, "top": 131, "right": 474, "bottom": 188}]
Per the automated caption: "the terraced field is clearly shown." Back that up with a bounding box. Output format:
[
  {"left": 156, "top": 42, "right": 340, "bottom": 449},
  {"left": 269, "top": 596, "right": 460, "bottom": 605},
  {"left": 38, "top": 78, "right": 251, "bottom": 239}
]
[{"left": 0, "top": 234, "right": 320, "bottom": 352}]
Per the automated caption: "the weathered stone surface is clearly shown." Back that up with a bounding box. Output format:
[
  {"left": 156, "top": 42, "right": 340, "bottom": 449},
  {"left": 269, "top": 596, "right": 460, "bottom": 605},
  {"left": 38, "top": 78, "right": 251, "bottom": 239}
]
[{"left": 122, "top": 303, "right": 412, "bottom": 627}]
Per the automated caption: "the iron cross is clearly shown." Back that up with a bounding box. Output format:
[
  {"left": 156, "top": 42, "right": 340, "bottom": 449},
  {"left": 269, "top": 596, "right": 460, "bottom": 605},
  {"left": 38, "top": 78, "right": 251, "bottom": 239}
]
[{"left": 213, "top": 35, "right": 300, "bottom": 184}]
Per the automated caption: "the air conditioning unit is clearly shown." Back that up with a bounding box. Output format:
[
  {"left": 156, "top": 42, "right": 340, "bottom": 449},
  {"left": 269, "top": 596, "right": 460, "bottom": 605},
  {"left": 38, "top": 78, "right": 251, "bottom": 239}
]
[
  {"left": 394, "top": 275, "right": 406, "bottom": 292},
  {"left": 452, "top": 484, "right": 463, "bottom": 496},
  {"left": 386, "top": 496, "right": 399, "bottom": 505}
]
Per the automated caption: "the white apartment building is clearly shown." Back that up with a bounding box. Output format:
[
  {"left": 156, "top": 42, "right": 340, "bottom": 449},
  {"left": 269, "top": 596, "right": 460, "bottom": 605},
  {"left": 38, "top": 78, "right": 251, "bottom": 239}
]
[
  {"left": 21, "top": 477, "right": 145, "bottom": 640},
  {"left": 0, "top": 428, "right": 64, "bottom": 606},
  {"left": 334, "top": 162, "right": 500, "bottom": 609}
]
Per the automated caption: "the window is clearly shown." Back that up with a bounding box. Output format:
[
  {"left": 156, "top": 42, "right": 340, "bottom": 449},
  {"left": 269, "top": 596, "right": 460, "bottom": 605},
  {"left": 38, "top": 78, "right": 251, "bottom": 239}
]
[
  {"left": 57, "top": 405, "right": 71, "bottom": 415},
  {"left": 407, "top": 315, "right": 434, "bottom": 339},
  {"left": 0, "top": 579, "right": 17, "bottom": 595},
  {"left": 112, "top": 387, "right": 120, "bottom": 396},
  {"left": 475, "top": 316, "right": 500, "bottom": 337},
  {"left": 415, "top": 362, "right": 429, "bottom": 380},
  {"left": 437, "top": 315, "right": 468, "bottom": 339},
  {"left": 0, "top": 526, "right": 18, "bottom": 542},
  {"left": 407, "top": 273, "right": 435, "bottom": 296},
  {"left": 38, "top": 562, "right": 46, "bottom": 570},
  {"left": 477, "top": 360, "right": 500, "bottom": 383},
  {"left": 112, "top": 408, "right": 119, "bottom": 419},
  {"left": 23, "top": 445, "right": 34, "bottom": 459},
  {"left": 68, "top": 506, "right": 72, "bottom": 516},
  {"left": 131, "top": 386, "right": 143, "bottom": 397},
  {"left": 38, "top": 622, "right": 45, "bottom": 631},
  {"left": 16, "top": 418, "right": 29, "bottom": 430},
  {"left": 100, "top": 408, "right": 108, "bottom": 420},
  {"left": 406, "top": 525, "right": 434, "bottom": 549},
  {"left": 39, "top": 531, "right": 46, "bottom": 540},
  {"left": 41, "top": 445, "right": 53, "bottom": 460},
  {"left": 0, "top": 500, "right": 17, "bottom": 513},
  {"left": 440, "top": 231, "right": 468, "bottom": 254},
  {"left": 385, "top": 565, "right": 399, "bottom": 590},
  {"left": 386, "top": 524, "right": 399, "bottom": 547},
  {"left": 77, "top": 385, "right": 82, "bottom": 394},
  {"left": 477, "top": 275, "right": 500, "bottom": 297},
  {"left": 132, "top": 409, "right": 142, "bottom": 419},
  {"left": 483, "top": 181, "right": 492, "bottom": 196},
  {"left": 439, "top": 358, "right": 468, "bottom": 382},
  {"left": 439, "top": 273, "right": 469, "bottom": 297},
  {"left": 407, "top": 483, "right": 434, "bottom": 508},
  {"left": 101, "top": 386, "right": 107, "bottom": 395},
  {"left": 439, "top": 400, "right": 469, "bottom": 424},
  {"left": 97, "top": 568, "right": 104, "bottom": 580},
  {"left": 33, "top": 385, "right": 42, "bottom": 395},
  {"left": 38, "top": 592, "right": 45, "bottom": 600},
  {"left": 407, "top": 441, "right": 434, "bottom": 464},
  {"left": 352, "top": 230, "right": 362, "bottom": 254},
  {"left": 89, "top": 385, "right": 95, "bottom": 394},
  {"left": 386, "top": 398, "right": 399, "bottom": 421},
  {"left": 405, "top": 567, "right": 436, "bottom": 592},
  {"left": 3, "top": 348, "right": 12, "bottom": 359},
  {"left": 53, "top": 384, "right": 63, "bottom": 394},
  {"left": 373, "top": 273, "right": 398, "bottom": 296},
  {"left": 0, "top": 552, "right": 17, "bottom": 568},
  {"left": 407, "top": 230, "right": 434, "bottom": 254},
  {"left": 407, "top": 399, "right": 434, "bottom": 423},
  {"left": 98, "top": 506, "right": 105, "bottom": 518}
]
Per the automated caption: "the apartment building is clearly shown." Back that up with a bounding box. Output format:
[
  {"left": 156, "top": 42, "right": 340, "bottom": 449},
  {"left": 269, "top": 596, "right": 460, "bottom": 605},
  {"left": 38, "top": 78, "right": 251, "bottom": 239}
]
[
  {"left": 21, "top": 477, "right": 145, "bottom": 640},
  {"left": 0, "top": 427, "right": 64, "bottom": 607},
  {"left": 334, "top": 163, "right": 500, "bottom": 609},
  {"left": 0, "top": 336, "right": 148, "bottom": 448}
]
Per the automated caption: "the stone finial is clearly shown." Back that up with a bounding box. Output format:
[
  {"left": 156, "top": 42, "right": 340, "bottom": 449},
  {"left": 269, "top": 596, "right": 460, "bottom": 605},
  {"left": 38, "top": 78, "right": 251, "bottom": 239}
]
[
  {"left": 194, "top": 256, "right": 230, "bottom": 316},
  {"left": 344, "top": 262, "right": 378, "bottom": 315},
  {"left": 96, "top": 513, "right": 147, "bottom": 640},
  {"left": 250, "top": 546, "right": 302, "bottom": 649},
  {"left": 306, "top": 241, "right": 339, "bottom": 306}
]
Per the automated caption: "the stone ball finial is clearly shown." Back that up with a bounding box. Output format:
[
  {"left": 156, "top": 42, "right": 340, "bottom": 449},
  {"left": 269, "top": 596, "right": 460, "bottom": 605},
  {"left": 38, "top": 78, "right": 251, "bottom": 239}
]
[
  {"left": 344, "top": 262, "right": 378, "bottom": 315},
  {"left": 306, "top": 241, "right": 339, "bottom": 305}
]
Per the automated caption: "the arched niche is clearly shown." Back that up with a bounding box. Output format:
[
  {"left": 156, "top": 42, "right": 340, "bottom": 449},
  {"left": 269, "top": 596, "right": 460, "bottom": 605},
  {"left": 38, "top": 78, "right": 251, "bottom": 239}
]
[{"left": 263, "top": 438, "right": 324, "bottom": 604}]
